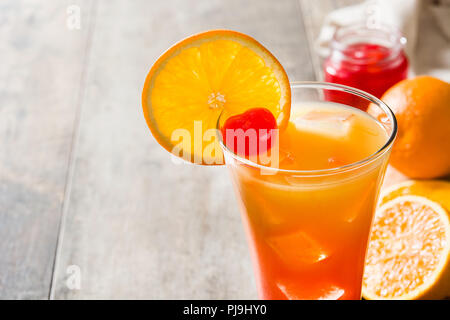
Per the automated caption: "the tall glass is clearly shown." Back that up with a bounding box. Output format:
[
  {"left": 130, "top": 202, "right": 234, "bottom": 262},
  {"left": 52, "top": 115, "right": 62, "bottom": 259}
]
[{"left": 218, "top": 82, "right": 397, "bottom": 300}]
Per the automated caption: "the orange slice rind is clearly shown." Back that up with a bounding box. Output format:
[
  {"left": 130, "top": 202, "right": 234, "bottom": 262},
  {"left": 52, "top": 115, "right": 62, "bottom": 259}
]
[{"left": 142, "top": 30, "right": 291, "bottom": 164}]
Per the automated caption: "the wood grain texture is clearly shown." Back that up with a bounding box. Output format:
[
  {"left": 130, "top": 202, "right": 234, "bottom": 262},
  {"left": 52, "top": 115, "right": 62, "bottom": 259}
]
[
  {"left": 50, "top": 0, "right": 315, "bottom": 299},
  {"left": 0, "top": 0, "right": 95, "bottom": 298}
]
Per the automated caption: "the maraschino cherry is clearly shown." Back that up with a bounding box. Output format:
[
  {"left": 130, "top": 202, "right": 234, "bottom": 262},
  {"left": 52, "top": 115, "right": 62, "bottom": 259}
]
[{"left": 221, "top": 108, "right": 278, "bottom": 158}]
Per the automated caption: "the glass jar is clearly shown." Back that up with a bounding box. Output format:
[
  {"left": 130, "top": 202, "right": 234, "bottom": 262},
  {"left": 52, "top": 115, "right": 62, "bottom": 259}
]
[{"left": 324, "top": 24, "right": 408, "bottom": 109}]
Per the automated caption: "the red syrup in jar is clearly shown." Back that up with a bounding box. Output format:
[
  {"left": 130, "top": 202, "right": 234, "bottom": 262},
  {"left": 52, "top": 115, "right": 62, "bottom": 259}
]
[{"left": 324, "top": 26, "right": 409, "bottom": 110}]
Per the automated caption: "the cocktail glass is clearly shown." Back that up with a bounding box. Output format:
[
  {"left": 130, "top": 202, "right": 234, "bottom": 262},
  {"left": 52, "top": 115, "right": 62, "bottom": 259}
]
[{"left": 217, "top": 82, "right": 397, "bottom": 300}]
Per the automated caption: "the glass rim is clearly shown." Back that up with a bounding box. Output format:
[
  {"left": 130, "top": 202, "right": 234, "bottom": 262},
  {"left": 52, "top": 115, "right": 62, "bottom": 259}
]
[{"left": 217, "top": 81, "right": 397, "bottom": 176}]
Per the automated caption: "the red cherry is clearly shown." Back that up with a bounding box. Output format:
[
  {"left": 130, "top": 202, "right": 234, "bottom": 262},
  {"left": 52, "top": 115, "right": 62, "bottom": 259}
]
[{"left": 221, "top": 108, "right": 277, "bottom": 158}]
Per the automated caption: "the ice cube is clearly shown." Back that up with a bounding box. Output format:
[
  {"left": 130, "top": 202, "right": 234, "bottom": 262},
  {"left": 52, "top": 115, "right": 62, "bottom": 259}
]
[
  {"left": 317, "top": 286, "right": 345, "bottom": 300},
  {"left": 244, "top": 190, "right": 286, "bottom": 229},
  {"left": 277, "top": 281, "right": 345, "bottom": 300},
  {"left": 267, "top": 231, "right": 329, "bottom": 267},
  {"left": 292, "top": 110, "right": 354, "bottom": 139},
  {"left": 277, "top": 282, "right": 302, "bottom": 300}
]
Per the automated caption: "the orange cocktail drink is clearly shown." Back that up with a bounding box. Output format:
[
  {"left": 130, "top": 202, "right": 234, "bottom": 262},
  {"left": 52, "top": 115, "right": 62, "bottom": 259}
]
[
  {"left": 141, "top": 30, "right": 397, "bottom": 300},
  {"left": 220, "top": 82, "right": 397, "bottom": 300}
]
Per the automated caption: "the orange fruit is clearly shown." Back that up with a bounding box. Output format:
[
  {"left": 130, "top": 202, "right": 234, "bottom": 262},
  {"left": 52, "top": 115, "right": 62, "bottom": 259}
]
[
  {"left": 142, "top": 30, "right": 291, "bottom": 164},
  {"left": 368, "top": 76, "right": 450, "bottom": 179},
  {"left": 380, "top": 180, "right": 450, "bottom": 211},
  {"left": 363, "top": 195, "right": 450, "bottom": 300}
]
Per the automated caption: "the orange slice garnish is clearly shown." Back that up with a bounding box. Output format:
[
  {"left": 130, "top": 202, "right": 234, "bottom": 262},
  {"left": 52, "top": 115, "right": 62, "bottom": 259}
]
[{"left": 142, "top": 30, "right": 290, "bottom": 164}]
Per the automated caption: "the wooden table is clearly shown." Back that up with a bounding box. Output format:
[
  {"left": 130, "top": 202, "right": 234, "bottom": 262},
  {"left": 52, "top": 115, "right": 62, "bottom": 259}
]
[{"left": 0, "top": 0, "right": 403, "bottom": 299}]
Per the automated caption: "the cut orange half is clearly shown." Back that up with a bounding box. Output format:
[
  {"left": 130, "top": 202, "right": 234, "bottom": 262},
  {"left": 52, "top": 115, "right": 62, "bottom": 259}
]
[
  {"left": 363, "top": 195, "right": 450, "bottom": 300},
  {"left": 380, "top": 180, "right": 450, "bottom": 212},
  {"left": 142, "top": 30, "right": 291, "bottom": 164}
]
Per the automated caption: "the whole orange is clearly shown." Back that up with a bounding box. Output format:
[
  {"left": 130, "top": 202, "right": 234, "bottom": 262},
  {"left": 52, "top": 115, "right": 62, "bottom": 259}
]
[{"left": 369, "top": 76, "right": 450, "bottom": 179}]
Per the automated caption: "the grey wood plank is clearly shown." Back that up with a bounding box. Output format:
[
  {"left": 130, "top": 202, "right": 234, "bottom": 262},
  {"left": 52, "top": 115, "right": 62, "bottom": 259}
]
[
  {"left": 0, "top": 0, "right": 95, "bottom": 298},
  {"left": 51, "top": 0, "right": 315, "bottom": 299}
]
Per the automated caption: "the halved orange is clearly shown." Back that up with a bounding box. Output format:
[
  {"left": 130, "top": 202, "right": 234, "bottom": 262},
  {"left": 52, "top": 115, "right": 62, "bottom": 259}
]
[
  {"left": 380, "top": 180, "right": 450, "bottom": 212},
  {"left": 363, "top": 195, "right": 450, "bottom": 300},
  {"left": 142, "top": 30, "right": 291, "bottom": 164}
]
